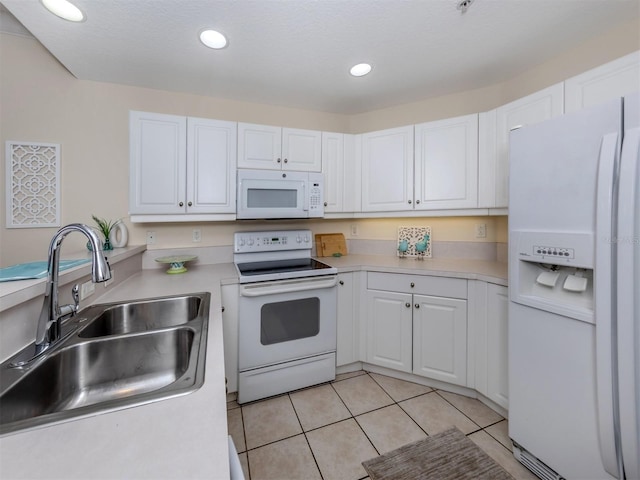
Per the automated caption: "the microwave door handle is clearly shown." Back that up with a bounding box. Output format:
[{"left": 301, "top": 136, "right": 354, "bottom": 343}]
[{"left": 302, "top": 183, "right": 309, "bottom": 212}]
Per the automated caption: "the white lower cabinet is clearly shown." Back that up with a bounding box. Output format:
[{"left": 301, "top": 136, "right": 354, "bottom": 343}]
[
  {"left": 365, "top": 273, "right": 468, "bottom": 386},
  {"left": 413, "top": 294, "right": 467, "bottom": 386},
  {"left": 336, "top": 272, "right": 360, "bottom": 366},
  {"left": 471, "top": 280, "right": 509, "bottom": 409},
  {"left": 221, "top": 284, "right": 239, "bottom": 393}
]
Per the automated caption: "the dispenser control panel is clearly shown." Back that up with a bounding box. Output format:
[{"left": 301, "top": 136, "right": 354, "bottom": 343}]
[{"left": 533, "top": 245, "right": 574, "bottom": 259}]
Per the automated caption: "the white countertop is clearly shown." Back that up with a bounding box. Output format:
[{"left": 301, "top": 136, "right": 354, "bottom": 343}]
[
  {"left": 0, "top": 263, "right": 238, "bottom": 480},
  {"left": 0, "top": 251, "right": 506, "bottom": 479},
  {"left": 319, "top": 254, "right": 508, "bottom": 285}
]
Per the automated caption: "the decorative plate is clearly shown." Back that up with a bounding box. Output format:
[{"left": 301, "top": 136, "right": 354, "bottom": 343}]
[
  {"left": 397, "top": 226, "right": 432, "bottom": 258},
  {"left": 155, "top": 255, "right": 198, "bottom": 274}
]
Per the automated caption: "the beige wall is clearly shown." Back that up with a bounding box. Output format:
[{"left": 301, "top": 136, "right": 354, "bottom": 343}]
[{"left": 0, "top": 17, "right": 636, "bottom": 266}]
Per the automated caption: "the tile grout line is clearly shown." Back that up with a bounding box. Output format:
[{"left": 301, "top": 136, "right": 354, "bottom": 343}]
[{"left": 286, "top": 393, "right": 326, "bottom": 480}]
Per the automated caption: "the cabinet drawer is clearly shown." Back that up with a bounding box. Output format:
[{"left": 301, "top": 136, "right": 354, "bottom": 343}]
[{"left": 367, "top": 272, "right": 467, "bottom": 299}]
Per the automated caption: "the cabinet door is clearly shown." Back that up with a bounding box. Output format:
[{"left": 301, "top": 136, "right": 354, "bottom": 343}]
[
  {"left": 282, "top": 127, "right": 322, "bottom": 172},
  {"left": 186, "top": 118, "right": 237, "bottom": 214},
  {"left": 321, "top": 132, "right": 344, "bottom": 212},
  {"left": 337, "top": 272, "right": 357, "bottom": 366},
  {"left": 492, "top": 83, "right": 564, "bottom": 207},
  {"left": 129, "top": 111, "right": 187, "bottom": 214},
  {"left": 565, "top": 51, "right": 640, "bottom": 114},
  {"left": 413, "top": 294, "right": 467, "bottom": 386},
  {"left": 414, "top": 114, "right": 478, "bottom": 209},
  {"left": 237, "top": 123, "right": 282, "bottom": 170},
  {"left": 486, "top": 284, "right": 509, "bottom": 409},
  {"left": 221, "top": 284, "right": 239, "bottom": 393},
  {"left": 366, "top": 289, "right": 413, "bottom": 372},
  {"left": 362, "top": 126, "right": 414, "bottom": 212}
]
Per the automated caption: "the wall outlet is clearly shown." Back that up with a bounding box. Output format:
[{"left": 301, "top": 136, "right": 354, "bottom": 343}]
[
  {"left": 475, "top": 223, "right": 487, "bottom": 238},
  {"left": 192, "top": 229, "right": 201, "bottom": 243},
  {"left": 79, "top": 281, "right": 95, "bottom": 300},
  {"left": 146, "top": 231, "right": 156, "bottom": 245},
  {"left": 351, "top": 224, "right": 358, "bottom": 236}
]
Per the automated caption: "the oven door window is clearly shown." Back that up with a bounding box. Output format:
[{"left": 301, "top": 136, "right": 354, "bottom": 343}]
[{"left": 260, "top": 297, "right": 320, "bottom": 345}]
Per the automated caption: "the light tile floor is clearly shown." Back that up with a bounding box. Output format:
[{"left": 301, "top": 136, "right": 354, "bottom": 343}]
[{"left": 227, "top": 370, "right": 538, "bottom": 480}]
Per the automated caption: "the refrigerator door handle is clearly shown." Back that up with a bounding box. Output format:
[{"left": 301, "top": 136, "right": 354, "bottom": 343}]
[
  {"left": 594, "top": 131, "right": 622, "bottom": 478},
  {"left": 617, "top": 126, "right": 640, "bottom": 480}
]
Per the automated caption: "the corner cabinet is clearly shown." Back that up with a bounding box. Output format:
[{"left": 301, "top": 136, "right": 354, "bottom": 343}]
[
  {"left": 471, "top": 280, "right": 509, "bottom": 409},
  {"left": 129, "top": 111, "right": 237, "bottom": 220},
  {"left": 237, "top": 122, "right": 322, "bottom": 172},
  {"left": 478, "top": 83, "right": 564, "bottom": 208},
  {"left": 365, "top": 273, "right": 468, "bottom": 386}
]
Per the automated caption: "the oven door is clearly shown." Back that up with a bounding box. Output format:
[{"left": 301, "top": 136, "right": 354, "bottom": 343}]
[{"left": 238, "top": 275, "right": 337, "bottom": 370}]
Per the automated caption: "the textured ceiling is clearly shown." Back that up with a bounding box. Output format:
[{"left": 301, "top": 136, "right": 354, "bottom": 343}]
[{"left": 1, "top": 0, "right": 639, "bottom": 114}]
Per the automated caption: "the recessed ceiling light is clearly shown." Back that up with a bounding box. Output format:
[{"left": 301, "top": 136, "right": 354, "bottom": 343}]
[
  {"left": 350, "top": 63, "right": 372, "bottom": 77},
  {"left": 200, "top": 29, "right": 228, "bottom": 49},
  {"left": 41, "top": 0, "right": 85, "bottom": 22}
]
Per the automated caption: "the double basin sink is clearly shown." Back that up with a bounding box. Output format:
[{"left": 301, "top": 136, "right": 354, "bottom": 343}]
[{"left": 0, "top": 292, "right": 210, "bottom": 436}]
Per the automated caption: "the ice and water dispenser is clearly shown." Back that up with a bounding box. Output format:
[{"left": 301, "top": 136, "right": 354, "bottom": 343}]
[{"left": 510, "top": 230, "right": 595, "bottom": 323}]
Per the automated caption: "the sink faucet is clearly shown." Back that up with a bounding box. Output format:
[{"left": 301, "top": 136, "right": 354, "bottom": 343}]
[{"left": 33, "top": 223, "right": 112, "bottom": 355}]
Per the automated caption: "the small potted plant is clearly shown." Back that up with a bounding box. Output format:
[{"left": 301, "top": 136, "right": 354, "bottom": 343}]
[{"left": 91, "top": 215, "right": 117, "bottom": 250}]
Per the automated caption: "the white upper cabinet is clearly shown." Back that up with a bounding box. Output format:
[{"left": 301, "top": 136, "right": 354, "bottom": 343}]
[
  {"left": 186, "top": 117, "right": 237, "bottom": 214},
  {"left": 130, "top": 111, "right": 186, "bottom": 215},
  {"left": 129, "top": 111, "right": 236, "bottom": 219},
  {"left": 479, "top": 83, "right": 564, "bottom": 208},
  {"left": 322, "top": 132, "right": 359, "bottom": 213},
  {"left": 414, "top": 114, "right": 478, "bottom": 210},
  {"left": 361, "top": 125, "right": 414, "bottom": 212},
  {"left": 238, "top": 123, "right": 322, "bottom": 171},
  {"left": 565, "top": 51, "right": 640, "bottom": 114}
]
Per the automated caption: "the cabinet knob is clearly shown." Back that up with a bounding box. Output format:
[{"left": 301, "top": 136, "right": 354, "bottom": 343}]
[
  {"left": 414, "top": 303, "right": 420, "bottom": 309},
  {"left": 324, "top": 202, "right": 328, "bottom": 207},
  {"left": 188, "top": 201, "right": 193, "bottom": 207},
  {"left": 405, "top": 302, "right": 411, "bottom": 308},
  {"left": 221, "top": 306, "right": 225, "bottom": 312},
  {"left": 339, "top": 280, "right": 344, "bottom": 285},
  {"left": 277, "top": 158, "right": 282, "bottom": 163},
  {"left": 416, "top": 200, "right": 420, "bottom": 204},
  {"left": 408, "top": 200, "right": 412, "bottom": 204},
  {"left": 410, "top": 282, "right": 415, "bottom": 288},
  {"left": 179, "top": 201, "right": 184, "bottom": 207},
  {"left": 284, "top": 158, "right": 288, "bottom": 163}
]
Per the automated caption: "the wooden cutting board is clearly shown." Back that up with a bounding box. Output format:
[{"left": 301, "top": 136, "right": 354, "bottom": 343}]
[{"left": 315, "top": 233, "right": 347, "bottom": 257}]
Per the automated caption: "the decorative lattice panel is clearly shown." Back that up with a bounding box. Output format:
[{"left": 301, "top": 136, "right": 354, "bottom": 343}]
[
  {"left": 6, "top": 141, "right": 61, "bottom": 228},
  {"left": 397, "top": 226, "right": 432, "bottom": 258}
]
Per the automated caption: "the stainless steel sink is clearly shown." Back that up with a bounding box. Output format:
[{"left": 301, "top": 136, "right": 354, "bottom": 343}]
[
  {"left": 77, "top": 295, "right": 202, "bottom": 337},
  {"left": 0, "top": 293, "right": 210, "bottom": 436}
]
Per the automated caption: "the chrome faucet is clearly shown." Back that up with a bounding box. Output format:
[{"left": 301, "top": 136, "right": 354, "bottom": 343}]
[{"left": 33, "top": 224, "right": 112, "bottom": 355}]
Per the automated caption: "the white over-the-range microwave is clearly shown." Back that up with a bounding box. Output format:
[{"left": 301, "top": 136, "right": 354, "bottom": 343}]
[{"left": 236, "top": 169, "right": 324, "bottom": 219}]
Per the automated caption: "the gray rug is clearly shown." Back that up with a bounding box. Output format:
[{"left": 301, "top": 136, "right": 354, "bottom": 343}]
[{"left": 362, "top": 427, "right": 515, "bottom": 480}]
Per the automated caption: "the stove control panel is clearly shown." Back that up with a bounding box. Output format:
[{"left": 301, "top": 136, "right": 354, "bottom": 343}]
[{"left": 234, "top": 230, "right": 312, "bottom": 253}]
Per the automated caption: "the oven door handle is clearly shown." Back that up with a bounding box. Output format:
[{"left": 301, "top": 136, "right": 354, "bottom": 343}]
[{"left": 240, "top": 276, "right": 338, "bottom": 297}]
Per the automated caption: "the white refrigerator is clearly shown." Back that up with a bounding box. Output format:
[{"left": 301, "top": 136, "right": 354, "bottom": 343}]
[{"left": 508, "top": 93, "right": 639, "bottom": 480}]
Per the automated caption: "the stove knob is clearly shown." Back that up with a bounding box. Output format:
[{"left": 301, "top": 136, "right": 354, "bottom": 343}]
[
  {"left": 239, "top": 239, "right": 245, "bottom": 246},
  {"left": 296, "top": 236, "right": 302, "bottom": 243},
  {"left": 248, "top": 239, "right": 254, "bottom": 246},
  {"left": 304, "top": 235, "right": 310, "bottom": 243}
]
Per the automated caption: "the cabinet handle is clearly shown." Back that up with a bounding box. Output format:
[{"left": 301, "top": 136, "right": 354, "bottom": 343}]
[
  {"left": 179, "top": 201, "right": 184, "bottom": 207},
  {"left": 414, "top": 303, "right": 420, "bottom": 309},
  {"left": 405, "top": 302, "right": 411, "bottom": 308},
  {"left": 410, "top": 282, "right": 415, "bottom": 288},
  {"left": 408, "top": 200, "right": 412, "bottom": 204},
  {"left": 277, "top": 158, "right": 282, "bottom": 163},
  {"left": 416, "top": 200, "right": 420, "bottom": 204},
  {"left": 188, "top": 201, "right": 193, "bottom": 207},
  {"left": 324, "top": 202, "right": 328, "bottom": 207},
  {"left": 284, "top": 158, "right": 288, "bottom": 163},
  {"left": 339, "top": 280, "right": 344, "bottom": 285}
]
